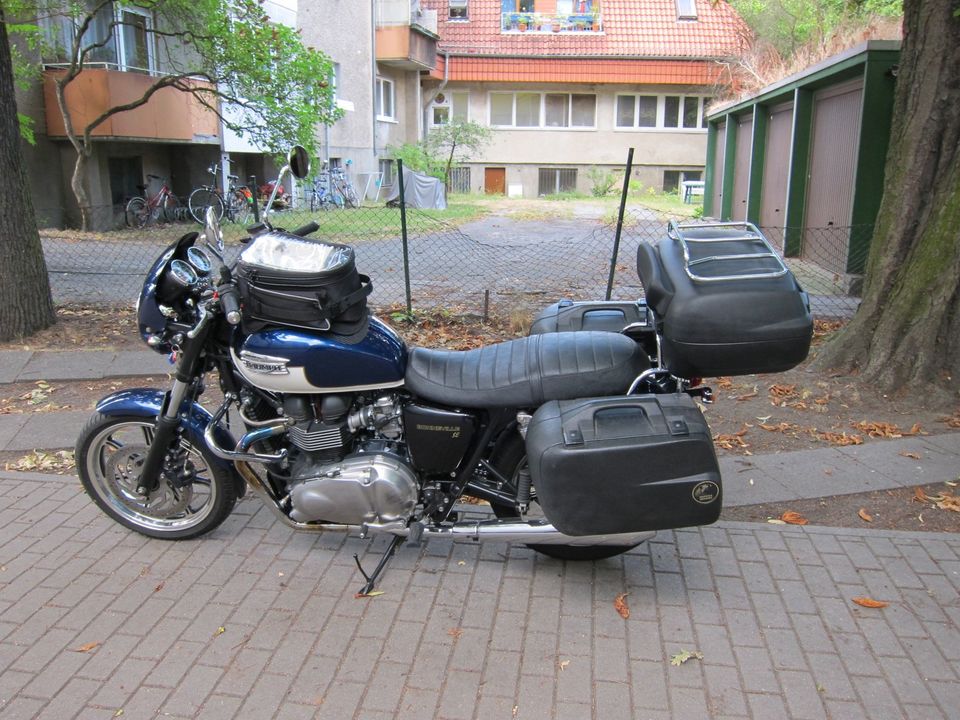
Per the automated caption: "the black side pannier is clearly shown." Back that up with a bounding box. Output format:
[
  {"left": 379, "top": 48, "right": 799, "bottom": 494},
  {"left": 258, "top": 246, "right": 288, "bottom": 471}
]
[
  {"left": 235, "top": 231, "right": 372, "bottom": 339},
  {"left": 637, "top": 222, "right": 813, "bottom": 378},
  {"left": 525, "top": 394, "right": 721, "bottom": 536}
]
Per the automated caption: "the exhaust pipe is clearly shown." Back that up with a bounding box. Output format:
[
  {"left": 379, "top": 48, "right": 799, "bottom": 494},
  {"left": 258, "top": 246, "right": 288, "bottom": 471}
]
[{"left": 236, "top": 461, "right": 655, "bottom": 547}]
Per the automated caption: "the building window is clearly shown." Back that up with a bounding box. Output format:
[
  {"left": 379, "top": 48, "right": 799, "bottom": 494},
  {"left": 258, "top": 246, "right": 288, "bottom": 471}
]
[
  {"left": 41, "top": 1, "right": 155, "bottom": 72},
  {"left": 489, "top": 92, "right": 596, "bottom": 129},
  {"left": 379, "top": 159, "right": 394, "bottom": 187},
  {"left": 676, "top": 0, "right": 697, "bottom": 20},
  {"left": 376, "top": 77, "right": 395, "bottom": 121},
  {"left": 449, "top": 0, "right": 468, "bottom": 19},
  {"left": 538, "top": 168, "right": 578, "bottom": 195},
  {"left": 431, "top": 91, "right": 470, "bottom": 125},
  {"left": 616, "top": 94, "right": 708, "bottom": 130},
  {"left": 663, "top": 169, "right": 702, "bottom": 193}
]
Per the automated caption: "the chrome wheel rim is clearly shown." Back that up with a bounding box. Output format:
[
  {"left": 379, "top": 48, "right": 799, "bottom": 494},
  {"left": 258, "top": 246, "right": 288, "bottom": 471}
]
[{"left": 85, "top": 420, "right": 217, "bottom": 532}]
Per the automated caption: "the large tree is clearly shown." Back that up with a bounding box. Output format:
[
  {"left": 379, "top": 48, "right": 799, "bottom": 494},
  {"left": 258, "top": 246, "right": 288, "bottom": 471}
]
[
  {"left": 0, "top": 6, "right": 55, "bottom": 341},
  {"left": 11, "top": 0, "right": 339, "bottom": 229},
  {"left": 813, "top": 0, "right": 959, "bottom": 392}
]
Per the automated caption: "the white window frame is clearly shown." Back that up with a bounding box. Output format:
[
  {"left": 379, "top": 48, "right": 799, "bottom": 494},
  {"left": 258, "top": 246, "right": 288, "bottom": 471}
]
[
  {"left": 449, "top": 0, "right": 469, "bottom": 19},
  {"left": 430, "top": 90, "right": 470, "bottom": 126},
  {"left": 676, "top": 0, "right": 697, "bottom": 20},
  {"left": 487, "top": 91, "right": 596, "bottom": 130},
  {"left": 376, "top": 77, "right": 396, "bottom": 122},
  {"left": 614, "top": 94, "right": 709, "bottom": 132},
  {"left": 118, "top": 6, "right": 155, "bottom": 73}
]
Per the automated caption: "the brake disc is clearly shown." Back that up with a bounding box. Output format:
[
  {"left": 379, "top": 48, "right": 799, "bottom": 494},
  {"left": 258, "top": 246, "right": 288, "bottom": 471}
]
[{"left": 105, "top": 445, "right": 193, "bottom": 519}]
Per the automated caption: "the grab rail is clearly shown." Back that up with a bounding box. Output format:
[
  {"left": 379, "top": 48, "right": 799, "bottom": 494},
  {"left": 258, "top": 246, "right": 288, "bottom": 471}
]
[{"left": 666, "top": 220, "right": 788, "bottom": 283}]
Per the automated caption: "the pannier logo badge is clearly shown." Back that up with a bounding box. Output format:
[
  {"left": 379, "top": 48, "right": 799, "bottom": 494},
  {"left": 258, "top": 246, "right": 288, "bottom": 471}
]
[
  {"left": 239, "top": 351, "right": 290, "bottom": 375},
  {"left": 692, "top": 481, "right": 719, "bottom": 505}
]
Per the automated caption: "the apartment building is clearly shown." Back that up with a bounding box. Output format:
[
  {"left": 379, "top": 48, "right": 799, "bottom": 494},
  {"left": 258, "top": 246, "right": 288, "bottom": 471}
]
[{"left": 420, "top": 0, "right": 748, "bottom": 196}]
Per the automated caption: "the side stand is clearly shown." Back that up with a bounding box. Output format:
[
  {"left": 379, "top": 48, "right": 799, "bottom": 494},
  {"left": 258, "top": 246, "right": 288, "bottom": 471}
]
[{"left": 354, "top": 534, "right": 404, "bottom": 596}]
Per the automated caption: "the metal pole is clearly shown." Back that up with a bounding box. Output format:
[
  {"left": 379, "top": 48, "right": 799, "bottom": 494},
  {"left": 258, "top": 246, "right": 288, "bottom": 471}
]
[
  {"left": 397, "top": 159, "right": 412, "bottom": 316},
  {"left": 605, "top": 147, "right": 634, "bottom": 300}
]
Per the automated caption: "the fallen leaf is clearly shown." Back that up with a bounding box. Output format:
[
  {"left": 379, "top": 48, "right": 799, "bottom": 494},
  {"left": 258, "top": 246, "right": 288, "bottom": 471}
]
[
  {"left": 614, "top": 592, "right": 630, "bottom": 619},
  {"left": 214, "top": 626, "right": 226, "bottom": 637},
  {"left": 899, "top": 452, "right": 921, "bottom": 460},
  {"left": 904, "top": 423, "right": 925, "bottom": 436},
  {"left": 153, "top": 581, "right": 164, "bottom": 593},
  {"left": 114, "top": 711, "right": 124, "bottom": 718},
  {"left": 735, "top": 389, "right": 758, "bottom": 401},
  {"left": 852, "top": 597, "right": 889, "bottom": 609},
  {"left": 857, "top": 508, "right": 873, "bottom": 523},
  {"left": 447, "top": 627, "right": 464, "bottom": 640},
  {"left": 558, "top": 659, "right": 570, "bottom": 671},
  {"left": 815, "top": 431, "right": 863, "bottom": 446},
  {"left": 780, "top": 511, "right": 809, "bottom": 525},
  {"left": 669, "top": 649, "right": 704, "bottom": 666},
  {"left": 72, "top": 641, "right": 100, "bottom": 653},
  {"left": 354, "top": 590, "right": 386, "bottom": 599},
  {"left": 935, "top": 492, "right": 960, "bottom": 512},
  {"left": 852, "top": 421, "right": 902, "bottom": 438},
  {"left": 766, "top": 519, "right": 787, "bottom": 525},
  {"left": 913, "top": 487, "right": 929, "bottom": 503}
]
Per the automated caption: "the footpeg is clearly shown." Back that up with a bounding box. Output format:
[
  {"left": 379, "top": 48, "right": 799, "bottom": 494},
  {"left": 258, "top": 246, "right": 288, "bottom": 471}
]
[{"left": 406, "top": 521, "right": 424, "bottom": 547}]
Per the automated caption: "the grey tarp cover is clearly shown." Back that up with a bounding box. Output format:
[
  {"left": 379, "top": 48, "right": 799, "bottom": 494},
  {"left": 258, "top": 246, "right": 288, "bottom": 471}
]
[{"left": 385, "top": 167, "right": 447, "bottom": 209}]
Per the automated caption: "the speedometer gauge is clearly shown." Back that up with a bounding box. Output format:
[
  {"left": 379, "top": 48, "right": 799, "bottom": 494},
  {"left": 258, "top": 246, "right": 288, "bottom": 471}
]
[
  {"left": 186, "top": 246, "right": 212, "bottom": 275},
  {"left": 169, "top": 259, "right": 199, "bottom": 286}
]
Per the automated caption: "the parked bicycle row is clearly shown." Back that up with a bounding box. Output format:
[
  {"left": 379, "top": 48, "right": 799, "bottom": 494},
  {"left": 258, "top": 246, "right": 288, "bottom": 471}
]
[{"left": 124, "top": 159, "right": 361, "bottom": 228}]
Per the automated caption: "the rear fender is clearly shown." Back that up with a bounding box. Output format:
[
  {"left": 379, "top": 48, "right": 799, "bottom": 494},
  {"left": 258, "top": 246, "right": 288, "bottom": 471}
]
[{"left": 95, "top": 389, "right": 245, "bottom": 497}]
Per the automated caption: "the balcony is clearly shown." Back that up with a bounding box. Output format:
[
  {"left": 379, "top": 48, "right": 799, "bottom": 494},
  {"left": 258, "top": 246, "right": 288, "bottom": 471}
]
[
  {"left": 501, "top": 11, "right": 603, "bottom": 33},
  {"left": 42, "top": 67, "right": 219, "bottom": 143},
  {"left": 375, "top": 0, "right": 438, "bottom": 71}
]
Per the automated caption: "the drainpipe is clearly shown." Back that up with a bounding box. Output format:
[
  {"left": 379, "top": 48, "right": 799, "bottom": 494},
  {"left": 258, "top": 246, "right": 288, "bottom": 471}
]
[
  {"left": 421, "top": 51, "right": 450, "bottom": 140},
  {"left": 371, "top": 0, "right": 378, "bottom": 159}
]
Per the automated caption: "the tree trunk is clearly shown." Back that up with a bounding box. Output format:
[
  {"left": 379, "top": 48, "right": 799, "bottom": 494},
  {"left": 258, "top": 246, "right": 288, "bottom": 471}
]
[
  {"left": 0, "top": 11, "right": 56, "bottom": 341},
  {"left": 813, "top": 0, "right": 960, "bottom": 394}
]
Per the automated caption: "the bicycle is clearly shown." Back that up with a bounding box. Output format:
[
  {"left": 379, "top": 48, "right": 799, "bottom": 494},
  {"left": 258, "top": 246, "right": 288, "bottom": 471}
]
[
  {"left": 124, "top": 175, "right": 182, "bottom": 228},
  {"left": 309, "top": 163, "right": 359, "bottom": 211},
  {"left": 187, "top": 162, "right": 254, "bottom": 225}
]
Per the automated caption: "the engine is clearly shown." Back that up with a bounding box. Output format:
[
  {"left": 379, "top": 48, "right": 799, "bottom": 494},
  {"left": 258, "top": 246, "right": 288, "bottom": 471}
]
[{"left": 276, "top": 393, "right": 418, "bottom": 526}]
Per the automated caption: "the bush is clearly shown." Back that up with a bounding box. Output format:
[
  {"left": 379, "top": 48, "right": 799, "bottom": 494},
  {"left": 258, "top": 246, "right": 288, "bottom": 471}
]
[{"left": 587, "top": 166, "right": 621, "bottom": 197}]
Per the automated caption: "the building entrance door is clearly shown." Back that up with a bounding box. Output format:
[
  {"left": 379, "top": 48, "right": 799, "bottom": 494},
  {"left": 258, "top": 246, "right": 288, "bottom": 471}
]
[{"left": 485, "top": 167, "right": 506, "bottom": 195}]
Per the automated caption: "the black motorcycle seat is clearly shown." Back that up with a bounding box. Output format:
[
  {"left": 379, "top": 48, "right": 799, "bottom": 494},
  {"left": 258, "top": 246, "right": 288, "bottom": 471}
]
[{"left": 405, "top": 331, "right": 648, "bottom": 408}]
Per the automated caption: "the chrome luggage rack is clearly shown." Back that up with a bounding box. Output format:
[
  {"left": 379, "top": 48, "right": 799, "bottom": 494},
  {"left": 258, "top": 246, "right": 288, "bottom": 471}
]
[{"left": 666, "top": 220, "right": 788, "bottom": 283}]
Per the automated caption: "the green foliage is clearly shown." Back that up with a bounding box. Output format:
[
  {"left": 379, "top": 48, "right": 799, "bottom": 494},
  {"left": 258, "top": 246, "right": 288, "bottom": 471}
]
[
  {"left": 390, "top": 120, "right": 492, "bottom": 185},
  {"left": 730, "top": 0, "right": 902, "bottom": 57},
  {"left": 5, "top": 0, "right": 339, "bottom": 156},
  {"left": 586, "top": 166, "right": 621, "bottom": 197},
  {"left": 388, "top": 142, "right": 445, "bottom": 180}
]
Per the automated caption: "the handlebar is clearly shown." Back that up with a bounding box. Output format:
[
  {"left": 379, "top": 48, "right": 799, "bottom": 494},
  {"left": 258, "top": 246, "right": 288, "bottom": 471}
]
[
  {"left": 291, "top": 221, "right": 320, "bottom": 237},
  {"left": 216, "top": 265, "right": 242, "bottom": 326}
]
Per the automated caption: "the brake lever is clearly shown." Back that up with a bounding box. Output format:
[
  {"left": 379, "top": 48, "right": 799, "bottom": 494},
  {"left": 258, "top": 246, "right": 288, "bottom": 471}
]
[{"left": 186, "top": 305, "right": 213, "bottom": 339}]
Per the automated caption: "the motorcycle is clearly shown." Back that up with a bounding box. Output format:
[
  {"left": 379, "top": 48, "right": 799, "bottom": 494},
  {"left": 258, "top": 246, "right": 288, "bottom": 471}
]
[{"left": 76, "top": 147, "right": 814, "bottom": 594}]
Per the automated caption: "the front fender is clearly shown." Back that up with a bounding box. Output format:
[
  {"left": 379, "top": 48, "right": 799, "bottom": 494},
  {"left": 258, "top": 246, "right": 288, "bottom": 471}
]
[{"left": 96, "top": 389, "right": 245, "bottom": 496}]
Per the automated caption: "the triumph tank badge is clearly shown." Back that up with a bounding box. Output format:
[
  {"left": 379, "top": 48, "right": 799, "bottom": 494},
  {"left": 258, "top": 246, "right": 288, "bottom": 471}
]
[
  {"left": 239, "top": 351, "right": 290, "bottom": 375},
  {"left": 692, "top": 481, "right": 720, "bottom": 505}
]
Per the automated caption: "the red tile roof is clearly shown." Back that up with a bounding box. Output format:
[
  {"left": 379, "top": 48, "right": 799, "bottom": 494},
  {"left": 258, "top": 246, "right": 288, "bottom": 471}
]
[{"left": 423, "top": 0, "right": 750, "bottom": 59}]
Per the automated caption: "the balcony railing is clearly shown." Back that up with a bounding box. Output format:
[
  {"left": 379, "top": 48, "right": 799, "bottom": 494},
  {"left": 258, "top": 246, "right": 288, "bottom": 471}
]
[{"left": 501, "top": 12, "right": 603, "bottom": 33}]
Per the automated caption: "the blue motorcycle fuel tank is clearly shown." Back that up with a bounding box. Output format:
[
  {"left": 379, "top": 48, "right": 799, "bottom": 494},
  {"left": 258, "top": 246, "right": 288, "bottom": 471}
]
[{"left": 233, "top": 317, "right": 407, "bottom": 393}]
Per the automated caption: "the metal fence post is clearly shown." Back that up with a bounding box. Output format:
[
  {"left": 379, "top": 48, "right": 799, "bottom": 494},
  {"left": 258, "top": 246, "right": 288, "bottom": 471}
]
[
  {"left": 605, "top": 147, "right": 634, "bottom": 300},
  {"left": 397, "top": 159, "right": 413, "bottom": 316},
  {"left": 249, "top": 175, "right": 259, "bottom": 223}
]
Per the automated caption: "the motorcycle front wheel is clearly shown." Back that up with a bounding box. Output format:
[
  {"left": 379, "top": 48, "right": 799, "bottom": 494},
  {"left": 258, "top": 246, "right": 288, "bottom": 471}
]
[
  {"left": 486, "top": 434, "right": 644, "bottom": 561},
  {"left": 76, "top": 413, "right": 237, "bottom": 539}
]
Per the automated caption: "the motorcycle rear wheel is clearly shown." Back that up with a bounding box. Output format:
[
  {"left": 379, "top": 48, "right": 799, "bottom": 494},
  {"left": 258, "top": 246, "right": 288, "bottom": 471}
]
[
  {"left": 76, "top": 413, "right": 237, "bottom": 540},
  {"left": 485, "top": 434, "right": 644, "bottom": 561}
]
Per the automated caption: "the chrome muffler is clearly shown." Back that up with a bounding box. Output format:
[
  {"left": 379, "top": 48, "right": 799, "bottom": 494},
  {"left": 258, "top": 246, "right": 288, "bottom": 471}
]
[{"left": 236, "top": 461, "right": 654, "bottom": 546}]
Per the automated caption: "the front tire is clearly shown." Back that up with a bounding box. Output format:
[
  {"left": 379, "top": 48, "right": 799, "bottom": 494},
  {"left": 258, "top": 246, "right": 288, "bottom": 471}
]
[
  {"left": 486, "top": 433, "right": 643, "bottom": 561},
  {"left": 76, "top": 413, "right": 237, "bottom": 540},
  {"left": 188, "top": 188, "right": 224, "bottom": 225},
  {"left": 125, "top": 197, "right": 150, "bottom": 228}
]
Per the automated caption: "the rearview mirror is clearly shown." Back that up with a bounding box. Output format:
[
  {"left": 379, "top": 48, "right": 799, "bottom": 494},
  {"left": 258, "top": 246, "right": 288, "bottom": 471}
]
[{"left": 288, "top": 146, "right": 310, "bottom": 179}]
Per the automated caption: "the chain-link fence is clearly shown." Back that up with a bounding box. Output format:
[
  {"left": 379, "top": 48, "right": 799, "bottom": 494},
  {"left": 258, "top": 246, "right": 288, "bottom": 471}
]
[{"left": 36, "top": 198, "right": 867, "bottom": 322}]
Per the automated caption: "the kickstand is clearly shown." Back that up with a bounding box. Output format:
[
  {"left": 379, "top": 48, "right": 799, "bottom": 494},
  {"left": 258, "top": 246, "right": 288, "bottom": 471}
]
[{"left": 354, "top": 534, "right": 404, "bottom": 596}]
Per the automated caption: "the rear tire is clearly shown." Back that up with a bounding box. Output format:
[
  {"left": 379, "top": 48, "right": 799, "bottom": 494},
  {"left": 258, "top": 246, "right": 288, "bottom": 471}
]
[
  {"left": 125, "top": 197, "right": 149, "bottom": 228},
  {"left": 76, "top": 413, "right": 237, "bottom": 540},
  {"left": 486, "top": 433, "right": 643, "bottom": 561}
]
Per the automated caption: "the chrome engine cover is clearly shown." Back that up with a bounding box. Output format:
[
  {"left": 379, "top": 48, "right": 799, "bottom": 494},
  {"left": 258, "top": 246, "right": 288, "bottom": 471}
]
[{"left": 287, "top": 451, "right": 418, "bottom": 525}]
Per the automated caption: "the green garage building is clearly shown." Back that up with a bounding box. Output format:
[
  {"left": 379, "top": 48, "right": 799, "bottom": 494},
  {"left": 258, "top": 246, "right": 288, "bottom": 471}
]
[{"left": 704, "top": 41, "right": 900, "bottom": 280}]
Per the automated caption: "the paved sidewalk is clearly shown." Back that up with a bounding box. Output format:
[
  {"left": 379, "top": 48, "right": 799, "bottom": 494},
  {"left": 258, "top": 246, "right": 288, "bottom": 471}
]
[
  {"left": 0, "top": 473, "right": 957, "bottom": 719},
  {"left": 0, "top": 350, "right": 171, "bottom": 385}
]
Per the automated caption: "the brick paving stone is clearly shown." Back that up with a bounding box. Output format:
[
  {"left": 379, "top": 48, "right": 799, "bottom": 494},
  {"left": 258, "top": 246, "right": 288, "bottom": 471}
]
[{"left": 0, "top": 475, "right": 958, "bottom": 719}]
